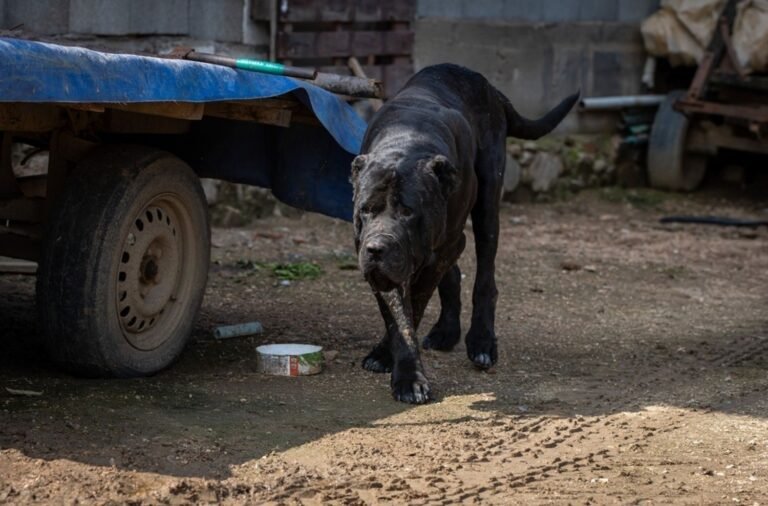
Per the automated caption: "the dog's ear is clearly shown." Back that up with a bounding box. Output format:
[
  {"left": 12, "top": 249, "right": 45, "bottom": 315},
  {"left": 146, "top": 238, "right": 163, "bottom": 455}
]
[
  {"left": 350, "top": 155, "right": 367, "bottom": 185},
  {"left": 426, "top": 155, "right": 460, "bottom": 196}
]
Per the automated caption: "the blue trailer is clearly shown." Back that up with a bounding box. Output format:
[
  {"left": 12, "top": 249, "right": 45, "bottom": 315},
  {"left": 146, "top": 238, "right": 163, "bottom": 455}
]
[{"left": 0, "top": 37, "right": 366, "bottom": 377}]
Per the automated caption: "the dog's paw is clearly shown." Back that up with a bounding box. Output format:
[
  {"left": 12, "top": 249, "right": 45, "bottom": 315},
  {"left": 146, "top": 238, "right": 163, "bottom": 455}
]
[
  {"left": 391, "top": 363, "right": 431, "bottom": 404},
  {"left": 362, "top": 344, "right": 393, "bottom": 373},
  {"left": 422, "top": 322, "right": 461, "bottom": 351},
  {"left": 466, "top": 328, "right": 498, "bottom": 370}
]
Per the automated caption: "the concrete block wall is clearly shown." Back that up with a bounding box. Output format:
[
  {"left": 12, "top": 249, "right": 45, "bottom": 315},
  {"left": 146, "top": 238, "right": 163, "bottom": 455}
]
[
  {"left": 1, "top": 0, "right": 269, "bottom": 57},
  {"left": 415, "top": 0, "right": 661, "bottom": 133},
  {"left": 2, "top": 0, "right": 659, "bottom": 133},
  {"left": 68, "top": 0, "right": 190, "bottom": 36},
  {"left": 417, "top": 0, "right": 659, "bottom": 22}
]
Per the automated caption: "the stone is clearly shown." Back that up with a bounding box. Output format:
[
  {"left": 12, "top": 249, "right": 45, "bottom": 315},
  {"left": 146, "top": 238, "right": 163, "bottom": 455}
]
[
  {"left": 11, "top": 144, "right": 48, "bottom": 177},
  {"left": 199, "top": 178, "right": 220, "bottom": 205},
  {"left": 519, "top": 150, "right": 535, "bottom": 166},
  {"left": 529, "top": 152, "right": 564, "bottom": 192},
  {"left": 593, "top": 158, "right": 608, "bottom": 173},
  {"left": 577, "top": 152, "right": 595, "bottom": 174},
  {"left": 503, "top": 154, "right": 521, "bottom": 194},
  {"left": 523, "top": 141, "right": 538, "bottom": 152}
]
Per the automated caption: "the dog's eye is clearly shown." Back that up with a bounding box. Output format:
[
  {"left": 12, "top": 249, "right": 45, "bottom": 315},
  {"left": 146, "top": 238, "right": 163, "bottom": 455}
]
[
  {"left": 400, "top": 206, "right": 413, "bottom": 217},
  {"left": 361, "top": 201, "right": 383, "bottom": 215}
]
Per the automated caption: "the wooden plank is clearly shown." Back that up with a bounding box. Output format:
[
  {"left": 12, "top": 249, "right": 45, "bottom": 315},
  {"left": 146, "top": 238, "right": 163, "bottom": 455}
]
[
  {"left": 17, "top": 176, "right": 47, "bottom": 199},
  {"left": 107, "top": 102, "right": 205, "bottom": 120},
  {"left": 0, "top": 133, "right": 21, "bottom": 197},
  {"left": 0, "top": 233, "right": 40, "bottom": 262},
  {"left": 103, "top": 110, "right": 192, "bottom": 134},
  {"left": 278, "top": 0, "right": 414, "bottom": 22},
  {"left": 44, "top": 131, "right": 100, "bottom": 208},
  {"left": 204, "top": 102, "right": 292, "bottom": 127},
  {"left": 250, "top": 0, "right": 273, "bottom": 20},
  {"left": 0, "top": 256, "right": 37, "bottom": 274},
  {"left": 0, "top": 104, "right": 64, "bottom": 132},
  {"left": 1, "top": 102, "right": 202, "bottom": 130},
  {"left": 0, "top": 197, "right": 46, "bottom": 222},
  {"left": 277, "top": 30, "right": 413, "bottom": 59},
  {"left": 233, "top": 98, "right": 301, "bottom": 109},
  {"left": 687, "top": 122, "right": 768, "bottom": 156},
  {"left": 66, "top": 103, "right": 106, "bottom": 113},
  {"left": 386, "top": 0, "right": 415, "bottom": 22},
  {"left": 317, "top": 65, "right": 384, "bottom": 81}
]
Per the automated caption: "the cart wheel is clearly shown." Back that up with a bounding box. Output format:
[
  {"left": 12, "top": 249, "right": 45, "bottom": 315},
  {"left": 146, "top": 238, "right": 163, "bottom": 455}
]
[
  {"left": 37, "top": 145, "right": 210, "bottom": 377},
  {"left": 647, "top": 90, "right": 707, "bottom": 191}
]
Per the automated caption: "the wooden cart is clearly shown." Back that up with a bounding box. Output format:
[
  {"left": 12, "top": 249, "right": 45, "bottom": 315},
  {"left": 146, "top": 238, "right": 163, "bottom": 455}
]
[
  {"left": 0, "top": 37, "right": 366, "bottom": 377},
  {"left": 648, "top": 0, "right": 768, "bottom": 190}
]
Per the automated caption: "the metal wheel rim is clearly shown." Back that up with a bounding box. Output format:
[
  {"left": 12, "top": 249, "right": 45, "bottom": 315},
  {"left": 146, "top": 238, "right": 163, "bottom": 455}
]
[{"left": 115, "top": 193, "right": 196, "bottom": 351}]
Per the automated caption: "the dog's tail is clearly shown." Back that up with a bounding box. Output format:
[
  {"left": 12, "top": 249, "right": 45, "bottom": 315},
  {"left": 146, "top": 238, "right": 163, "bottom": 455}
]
[{"left": 499, "top": 90, "right": 580, "bottom": 140}]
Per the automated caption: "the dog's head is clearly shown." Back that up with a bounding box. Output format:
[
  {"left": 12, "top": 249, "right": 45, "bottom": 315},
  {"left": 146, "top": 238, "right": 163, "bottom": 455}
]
[{"left": 350, "top": 152, "right": 460, "bottom": 292}]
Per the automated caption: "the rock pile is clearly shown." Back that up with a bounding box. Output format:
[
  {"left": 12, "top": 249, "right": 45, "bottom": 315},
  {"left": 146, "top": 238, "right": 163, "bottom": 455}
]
[{"left": 504, "top": 136, "right": 622, "bottom": 203}]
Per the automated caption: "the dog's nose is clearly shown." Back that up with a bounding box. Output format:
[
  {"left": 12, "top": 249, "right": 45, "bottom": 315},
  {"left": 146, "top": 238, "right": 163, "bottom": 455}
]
[{"left": 365, "top": 240, "right": 386, "bottom": 260}]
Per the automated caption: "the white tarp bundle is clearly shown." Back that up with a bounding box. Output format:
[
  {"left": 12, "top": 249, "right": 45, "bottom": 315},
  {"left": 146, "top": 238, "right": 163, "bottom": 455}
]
[
  {"left": 733, "top": 0, "right": 768, "bottom": 72},
  {"left": 642, "top": 0, "right": 768, "bottom": 73}
]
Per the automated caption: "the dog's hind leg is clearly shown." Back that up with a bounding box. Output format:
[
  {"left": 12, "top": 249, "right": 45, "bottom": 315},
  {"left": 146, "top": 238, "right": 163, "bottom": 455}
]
[
  {"left": 465, "top": 146, "right": 505, "bottom": 369},
  {"left": 422, "top": 263, "right": 463, "bottom": 351}
]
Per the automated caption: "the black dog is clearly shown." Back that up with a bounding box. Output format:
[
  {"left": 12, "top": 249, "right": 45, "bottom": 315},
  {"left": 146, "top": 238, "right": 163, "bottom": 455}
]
[{"left": 351, "top": 64, "right": 578, "bottom": 403}]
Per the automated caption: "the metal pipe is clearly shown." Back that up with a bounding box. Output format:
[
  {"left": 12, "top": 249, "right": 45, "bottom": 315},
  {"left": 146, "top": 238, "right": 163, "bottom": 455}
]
[
  {"left": 213, "top": 321, "right": 264, "bottom": 339},
  {"left": 579, "top": 95, "right": 666, "bottom": 111},
  {"left": 186, "top": 52, "right": 317, "bottom": 80}
]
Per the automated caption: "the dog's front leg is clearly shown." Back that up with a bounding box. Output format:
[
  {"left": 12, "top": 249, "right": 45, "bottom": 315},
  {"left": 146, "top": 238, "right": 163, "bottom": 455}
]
[
  {"left": 381, "top": 286, "right": 431, "bottom": 404},
  {"left": 361, "top": 294, "right": 398, "bottom": 373}
]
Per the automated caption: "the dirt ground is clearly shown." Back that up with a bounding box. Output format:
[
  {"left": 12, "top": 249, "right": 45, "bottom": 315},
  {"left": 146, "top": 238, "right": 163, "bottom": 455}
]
[{"left": 1, "top": 188, "right": 767, "bottom": 505}]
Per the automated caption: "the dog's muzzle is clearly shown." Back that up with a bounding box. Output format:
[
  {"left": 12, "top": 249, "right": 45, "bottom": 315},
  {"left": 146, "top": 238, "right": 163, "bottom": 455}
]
[{"left": 360, "top": 235, "right": 408, "bottom": 292}]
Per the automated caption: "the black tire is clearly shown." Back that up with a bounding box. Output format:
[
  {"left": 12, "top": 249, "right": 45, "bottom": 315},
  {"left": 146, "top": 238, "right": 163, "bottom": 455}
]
[
  {"left": 37, "top": 145, "right": 210, "bottom": 377},
  {"left": 647, "top": 90, "right": 707, "bottom": 191}
]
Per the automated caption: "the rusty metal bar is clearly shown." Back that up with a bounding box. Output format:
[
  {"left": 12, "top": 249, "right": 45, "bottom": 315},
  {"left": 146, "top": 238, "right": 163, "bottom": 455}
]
[{"left": 676, "top": 98, "right": 768, "bottom": 123}]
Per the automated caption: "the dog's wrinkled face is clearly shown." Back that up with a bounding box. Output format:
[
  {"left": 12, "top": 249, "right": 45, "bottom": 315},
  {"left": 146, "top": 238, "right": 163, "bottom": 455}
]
[{"left": 351, "top": 153, "right": 459, "bottom": 292}]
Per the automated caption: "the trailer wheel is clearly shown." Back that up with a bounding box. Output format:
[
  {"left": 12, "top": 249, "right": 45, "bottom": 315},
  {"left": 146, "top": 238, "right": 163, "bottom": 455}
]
[
  {"left": 647, "top": 90, "right": 707, "bottom": 191},
  {"left": 37, "top": 145, "right": 210, "bottom": 377}
]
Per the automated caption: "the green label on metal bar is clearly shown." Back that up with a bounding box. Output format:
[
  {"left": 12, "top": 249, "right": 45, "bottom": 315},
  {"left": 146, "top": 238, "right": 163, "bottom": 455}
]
[{"left": 235, "top": 59, "right": 285, "bottom": 75}]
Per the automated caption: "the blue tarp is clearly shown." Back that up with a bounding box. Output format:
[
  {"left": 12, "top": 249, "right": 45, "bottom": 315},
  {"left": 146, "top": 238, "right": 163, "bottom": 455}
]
[
  {"left": 0, "top": 38, "right": 367, "bottom": 220},
  {"left": 0, "top": 38, "right": 365, "bottom": 155}
]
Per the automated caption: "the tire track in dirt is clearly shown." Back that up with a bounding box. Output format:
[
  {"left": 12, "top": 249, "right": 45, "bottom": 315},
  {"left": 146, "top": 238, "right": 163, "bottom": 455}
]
[
  {"left": 382, "top": 415, "right": 610, "bottom": 503},
  {"left": 706, "top": 334, "right": 768, "bottom": 368},
  {"left": 116, "top": 328, "right": 768, "bottom": 504}
]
